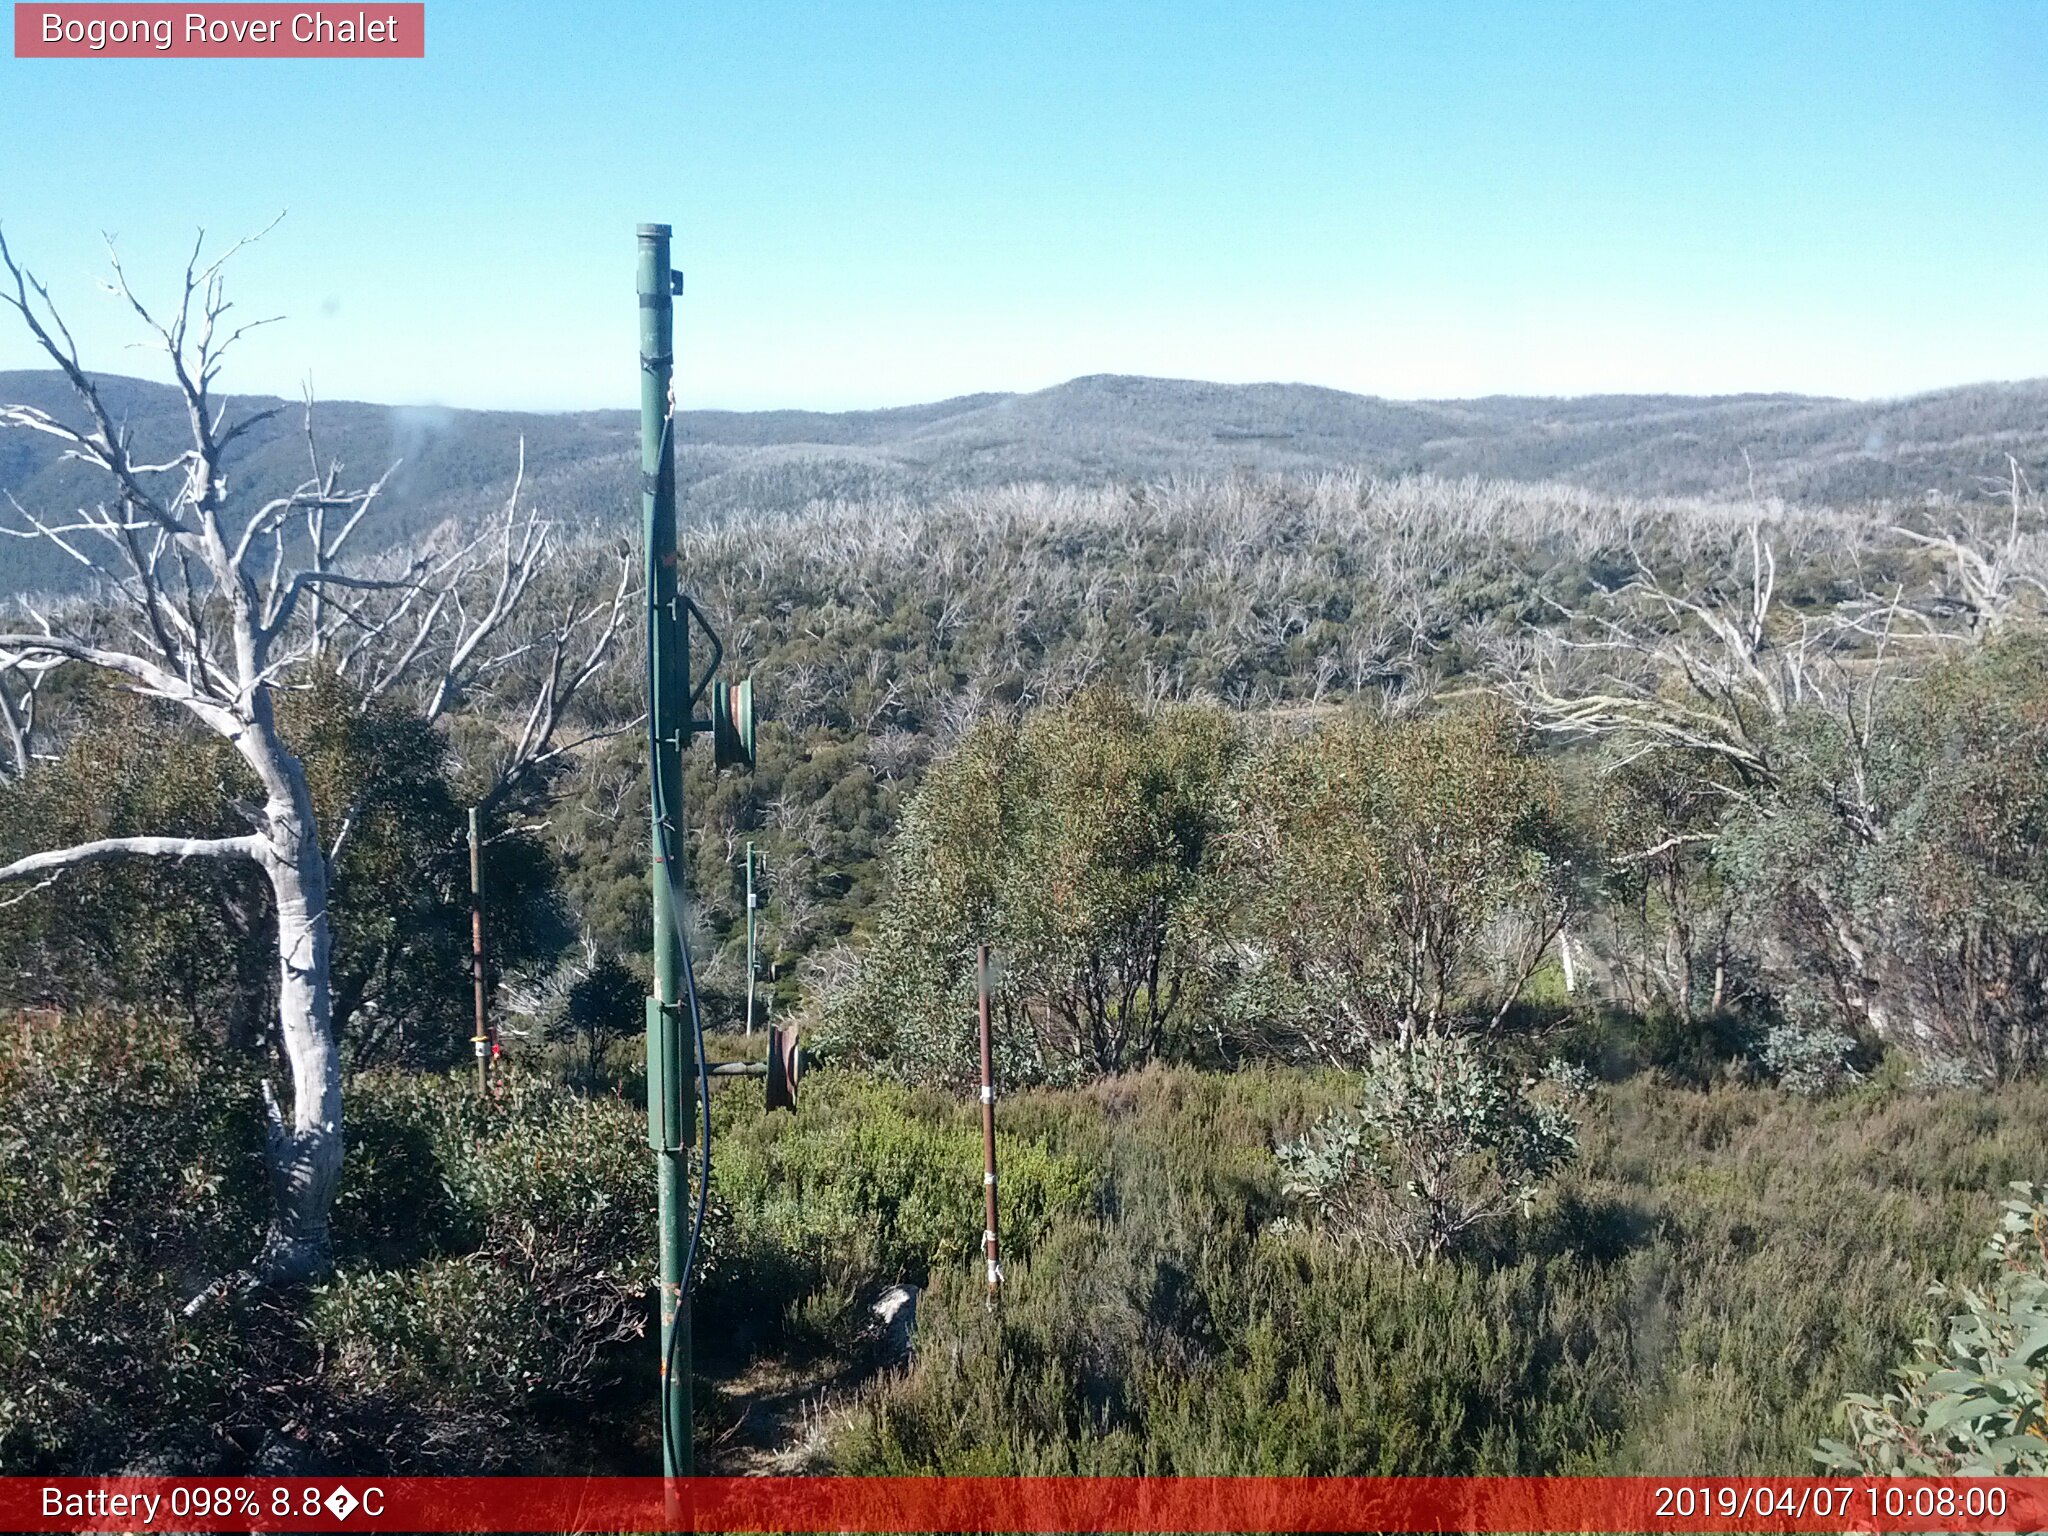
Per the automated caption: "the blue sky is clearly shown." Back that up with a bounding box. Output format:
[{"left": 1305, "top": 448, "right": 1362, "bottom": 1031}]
[{"left": 1, "top": 0, "right": 2045, "bottom": 410}]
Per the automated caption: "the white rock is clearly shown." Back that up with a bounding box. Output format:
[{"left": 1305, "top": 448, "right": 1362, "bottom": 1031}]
[{"left": 870, "top": 1282, "right": 920, "bottom": 1361}]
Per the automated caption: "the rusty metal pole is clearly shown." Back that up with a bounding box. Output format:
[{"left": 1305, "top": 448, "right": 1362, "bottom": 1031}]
[
  {"left": 468, "top": 805, "right": 489, "bottom": 1095},
  {"left": 977, "top": 944, "right": 1002, "bottom": 1308},
  {"left": 743, "top": 840, "right": 757, "bottom": 1037}
]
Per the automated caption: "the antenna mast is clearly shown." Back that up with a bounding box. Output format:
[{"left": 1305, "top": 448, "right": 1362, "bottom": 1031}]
[{"left": 637, "top": 221, "right": 758, "bottom": 1478}]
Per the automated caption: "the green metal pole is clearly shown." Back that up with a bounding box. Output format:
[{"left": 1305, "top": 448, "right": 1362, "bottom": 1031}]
[{"left": 638, "top": 222, "right": 694, "bottom": 1478}]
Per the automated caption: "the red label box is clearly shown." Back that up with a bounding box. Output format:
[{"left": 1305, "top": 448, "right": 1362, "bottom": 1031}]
[
  {"left": 14, "top": 3, "right": 424, "bottom": 57},
  {"left": 4, "top": 1476, "right": 2047, "bottom": 1534}
]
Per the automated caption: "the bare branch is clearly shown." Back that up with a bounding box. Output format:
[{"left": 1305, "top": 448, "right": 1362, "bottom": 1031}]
[
  {"left": 0, "top": 832, "right": 264, "bottom": 885},
  {"left": 0, "top": 659, "right": 53, "bottom": 781}
]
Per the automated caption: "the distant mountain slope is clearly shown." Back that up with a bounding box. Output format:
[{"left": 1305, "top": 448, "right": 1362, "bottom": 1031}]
[{"left": 2, "top": 369, "right": 2043, "bottom": 596}]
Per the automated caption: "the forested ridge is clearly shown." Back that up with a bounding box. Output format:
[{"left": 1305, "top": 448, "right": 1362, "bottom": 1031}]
[{"left": 8, "top": 365, "right": 2048, "bottom": 599}]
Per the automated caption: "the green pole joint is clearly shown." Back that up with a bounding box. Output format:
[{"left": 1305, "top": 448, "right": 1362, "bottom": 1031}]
[{"left": 645, "top": 997, "right": 693, "bottom": 1154}]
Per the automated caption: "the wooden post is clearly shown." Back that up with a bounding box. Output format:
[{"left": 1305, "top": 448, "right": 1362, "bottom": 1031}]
[
  {"left": 744, "top": 840, "right": 758, "bottom": 1037},
  {"left": 977, "top": 944, "right": 1002, "bottom": 1308},
  {"left": 469, "top": 805, "right": 489, "bottom": 1095}
]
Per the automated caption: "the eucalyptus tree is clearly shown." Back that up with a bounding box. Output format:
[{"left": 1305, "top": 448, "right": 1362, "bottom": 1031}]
[
  {"left": 1219, "top": 704, "right": 1581, "bottom": 1063},
  {"left": 1508, "top": 516, "right": 2048, "bottom": 1071},
  {"left": 839, "top": 688, "right": 1238, "bottom": 1085},
  {"left": 0, "top": 227, "right": 628, "bottom": 1298}
]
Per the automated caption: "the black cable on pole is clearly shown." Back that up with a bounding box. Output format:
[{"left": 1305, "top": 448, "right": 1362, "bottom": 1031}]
[{"left": 644, "top": 471, "right": 714, "bottom": 1468}]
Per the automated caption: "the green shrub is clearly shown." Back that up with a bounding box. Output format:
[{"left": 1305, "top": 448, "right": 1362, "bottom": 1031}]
[
  {"left": 832, "top": 691, "right": 1238, "bottom": 1086},
  {"left": 1219, "top": 705, "right": 1581, "bottom": 1061},
  {"left": 0, "top": 1012, "right": 270, "bottom": 1472},
  {"left": 0, "top": 677, "right": 566, "bottom": 1065},
  {"left": 1818, "top": 1184, "right": 2048, "bottom": 1475},
  {"left": 836, "top": 1065, "right": 1614, "bottom": 1475},
  {"left": 1277, "top": 1033, "right": 1578, "bottom": 1262},
  {"left": 329, "top": 1072, "right": 492, "bottom": 1266},
  {"left": 0, "top": 1021, "right": 665, "bottom": 1474},
  {"left": 1756, "top": 1020, "right": 1863, "bottom": 1098},
  {"left": 704, "top": 1071, "right": 1100, "bottom": 1340},
  {"left": 304, "top": 1070, "right": 662, "bottom": 1467},
  {"left": 1716, "top": 634, "right": 2048, "bottom": 1079},
  {"left": 832, "top": 1065, "right": 2048, "bottom": 1476}
]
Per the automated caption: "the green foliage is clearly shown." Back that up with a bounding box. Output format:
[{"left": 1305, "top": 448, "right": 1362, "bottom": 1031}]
[
  {"left": 1221, "top": 705, "right": 1579, "bottom": 1059},
  {"left": 0, "top": 1015, "right": 658, "bottom": 1473},
  {"left": 833, "top": 1064, "right": 2048, "bottom": 1476},
  {"left": 1276, "top": 1033, "right": 1579, "bottom": 1261},
  {"left": 1547, "top": 1003, "right": 1758, "bottom": 1089},
  {"left": 844, "top": 696, "right": 1581, "bottom": 1084},
  {"left": 546, "top": 472, "right": 1755, "bottom": 996},
  {"left": 0, "top": 1012, "right": 266, "bottom": 1472},
  {"left": 837, "top": 691, "right": 1238, "bottom": 1085},
  {"left": 294, "top": 671, "right": 567, "bottom": 1066},
  {"left": 559, "top": 947, "right": 646, "bottom": 1085},
  {"left": 497, "top": 941, "right": 647, "bottom": 1090},
  {"left": 12, "top": 1005, "right": 2048, "bottom": 1478},
  {"left": 1755, "top": 1019, "right": 1863, "bottom": 1097},
  {"left": 703, "top": 1071, "right": 1099, "bottom": 1341},
  {"left": 1593, "top": 750, "right": 1749, "bottom": 1023},
  {"left": 552, "top": 719, "right": 908, "bottom": 1027},
  {"left": 0, "top": 671, "right": 565, "bottom": 1065},
  {"left": 1718, "top": 633, "right": 2048, "bottom": 1078},
  {"left": 1818, "top": 1184, "right": 2048, "bottom": 1475},
  {"left": 7, "top": 459, "right": 2048, "bottom": 1480},
  {"left": 306, "top": 1072, "right": 657, "bottom": 1467},
  {"left": 0, "top": 684, "right": 270, "bottom": 1033}
]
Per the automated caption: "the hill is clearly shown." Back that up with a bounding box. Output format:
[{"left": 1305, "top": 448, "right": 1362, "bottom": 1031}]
[{"left": 3, "top": 368, "right": 2044, "bottom": 595}]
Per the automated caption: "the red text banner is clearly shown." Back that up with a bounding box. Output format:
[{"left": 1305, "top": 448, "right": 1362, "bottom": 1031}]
[
  {"left": 14, "top": 4, "right": 424, "bottom": 57},
  {"left": 4, "top": 1475, "right": 2046, "bottom": 1533}
]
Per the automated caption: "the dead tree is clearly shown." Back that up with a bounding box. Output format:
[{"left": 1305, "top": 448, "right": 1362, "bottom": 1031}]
[
  {"left": 1502, "top": 519, "right": 2039, "bottom": 1048},
  {"left": 0, "top": 658, "right": 52, "bottom": 779},
  {"left": 0, "top": 226, "right": 628, "bottom": 1299}
]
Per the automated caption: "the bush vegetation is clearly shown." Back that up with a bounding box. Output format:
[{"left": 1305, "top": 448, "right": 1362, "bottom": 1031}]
[
  {"left": 1276, "top": 1034, "right": 1581, "bottom": 1262},
  {"left": 833, "top": 1064, "right": 2048, "bottom": 1476},
  {"left": 0, "top": 1013, "right": 653, "bottom": 1472},
  {"left": 0, "top": 673, "right": 563, "bottom": 1066},
  {"left": 3, "top": 467, "right": 2047, "bottom": 1474},
  {"left": 0, "top": 1010, "right": 1097, "bottom": 1472},
  {"left": 1817, "top": 1185, "right": 2048, "bottom": 1475}
]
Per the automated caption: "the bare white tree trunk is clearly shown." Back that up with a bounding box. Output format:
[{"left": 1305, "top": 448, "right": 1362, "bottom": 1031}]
[
  {"left": 253, "top": 750, "right": 341, "bottom": 1281},
  {"left": 0, "top": 225, "right": 630, "bottom": 1303}
]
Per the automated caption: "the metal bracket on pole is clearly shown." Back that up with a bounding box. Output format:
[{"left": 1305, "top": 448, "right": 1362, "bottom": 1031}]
[
  {"left": 700, "top": 1024, "right": 802, "bottom": 1111},
  {"left": 681, "top": 593, "right": 723, "bottom": 710},
  {"left": 679, "top": 586, "right": 755, "bottom": 771},
  {"left": 645, "top": 997, "right": 691, "bottom": 1154}
]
